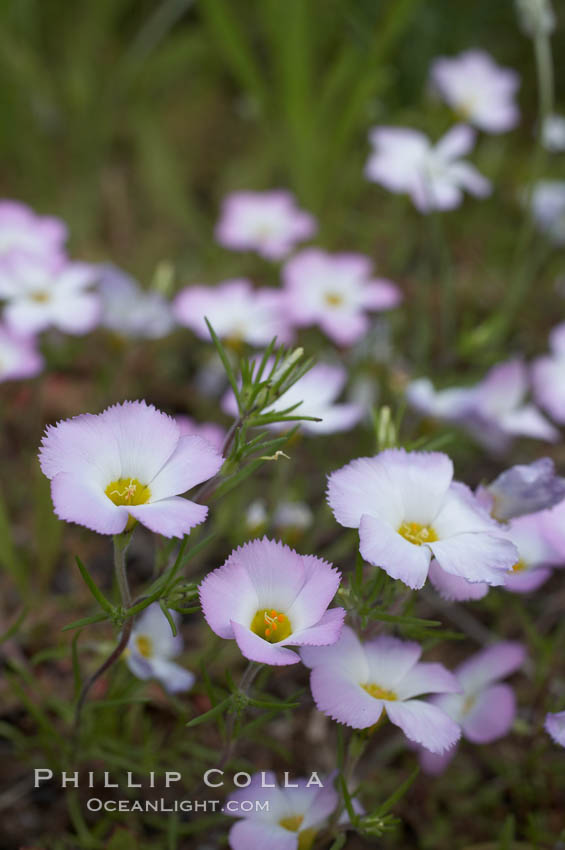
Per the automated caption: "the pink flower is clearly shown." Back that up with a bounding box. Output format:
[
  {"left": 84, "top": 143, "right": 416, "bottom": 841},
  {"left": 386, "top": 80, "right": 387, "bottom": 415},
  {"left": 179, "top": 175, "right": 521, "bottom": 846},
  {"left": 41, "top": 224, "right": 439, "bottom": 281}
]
[
  {"left": 431, "top": 50, "right": 520, "bottom": 134},
  {"left": 173, "top": 279, "right": 291, "bottom": 347},
  {"left": 0, "top": 253, "right": 100, "bottom": 336},
  {"left": 327, "top": 448, "right": 518, "bottom": 591},
  {"left": 226, "top": 772, "right": 338, "bottom": 850},
  {"left": 420, "top": 642, "right": 525, "bottom": 774},
  {"left": 301, "top": 627, "right": 461, "bottom": 754},
  {"left": 222, "top": 361, "right": 363, "bottom": 435},
  {"left": 365, "top": 124, "right": 491, "bottom": 212},
  {"left": 0, "top": 324, "right": 43, "bottom": 381},
  {"left": 126, "top": 603, "right": 195, "bottom": 693},
  {"left": 532, "top": 322, "right": 565, "bottom": 423},
  {"left": 478, "top": 458, "right": 565, "bottom": 521},
  {"left": 501, "top": 512, "right": 563, "bottom": 593},
  {"left": 215, "top": 190, "right": 316, "bottom": 260},
  {"left": 175, "top": 415, "right": 226, "bottom": 453},
  {"left": 199, "top": 538, "right": 345, "bottom": 666},
  {"left": 545, "top": 711, "right": 565, "bottom": 747},
  {"left": 407, "top": 360, "right": 558, "bottom": 452},
  {"left": 39, "top": 400, "right": 223, "bottom": 538},
  {"left": 282, "top": 249, "right": 401, "bottom": 346},
  {"left": 0, "top": 201, "right": 67, "bottom": 265}
]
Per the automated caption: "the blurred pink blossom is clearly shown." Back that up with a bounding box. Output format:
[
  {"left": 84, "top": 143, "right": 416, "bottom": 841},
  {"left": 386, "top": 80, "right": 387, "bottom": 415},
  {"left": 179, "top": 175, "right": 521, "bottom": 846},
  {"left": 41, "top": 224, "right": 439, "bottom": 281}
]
[
  {"left": 431, "top": 50, "right": 520, "bottom": 133},
  {"left": 282, "top": 248, "right": 401, "bottom": 345},
  {"left": 215, "top": 190, "right": 316, "bottom": 260}
]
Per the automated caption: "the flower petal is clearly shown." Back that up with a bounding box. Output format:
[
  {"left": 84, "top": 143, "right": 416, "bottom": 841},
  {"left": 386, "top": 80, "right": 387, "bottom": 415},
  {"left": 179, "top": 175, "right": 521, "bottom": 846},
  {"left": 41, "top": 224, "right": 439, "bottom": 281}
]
[
  {"left": 456, "top": 642, "right": 526, "bottom": 692},
  {"left": 231, "top": 621, "right": 300, "bottom": 666},
  {"left": 359, "top": 514, "right": 431, "bottom": 589},
  {"left": 50, "top": 473, "right": 128, "bottom": 534},
  {"left": 396, "top": 662, "right": 461, "bottom": 700},
  {"left": 462, "top": 683, "right": 516, "bottom": 743},
  {"left": 149, "top": 435, "right": 223, "bottom": 500},
  {"left": 128, "top": 497, "right": 208, "bottom": 539},
  {"left": 309, "top": 665, "right": 384, "bottom": 728},
  {"left": 386, "top": 700, "right": 461, "bottom": 754}
]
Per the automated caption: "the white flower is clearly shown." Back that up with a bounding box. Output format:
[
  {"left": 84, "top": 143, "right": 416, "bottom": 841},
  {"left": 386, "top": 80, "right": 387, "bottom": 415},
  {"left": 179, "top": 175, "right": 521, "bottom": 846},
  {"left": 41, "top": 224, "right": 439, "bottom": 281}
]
[
  {"left": 431, "top": 50, "right": 520, "bottom": 134},
  {"left": 126, "top": 603, "right": 195, "bottom": 694},
  {"left": 365, "top": 124, "right": 491, "bottom": 212},
  {"left": 0, "top": 254, "right": 100, "bottom": 336},
  {"left": 98, "top": 264, "right": 174, "bottom": 339}
]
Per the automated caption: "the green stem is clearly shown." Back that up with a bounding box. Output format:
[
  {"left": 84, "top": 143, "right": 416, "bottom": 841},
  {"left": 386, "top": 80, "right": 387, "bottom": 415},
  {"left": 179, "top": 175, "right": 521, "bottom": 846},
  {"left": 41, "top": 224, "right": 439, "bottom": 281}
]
[{"left": 113, "top": 531, "right": 133, "bottom": 608}]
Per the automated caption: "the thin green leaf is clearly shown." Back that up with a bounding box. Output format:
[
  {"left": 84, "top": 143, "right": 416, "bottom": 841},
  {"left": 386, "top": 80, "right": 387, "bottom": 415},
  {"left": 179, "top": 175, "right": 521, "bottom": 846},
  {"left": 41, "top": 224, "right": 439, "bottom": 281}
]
[{"left": 75, "top": 556, "right": 114, "bottom": 613}]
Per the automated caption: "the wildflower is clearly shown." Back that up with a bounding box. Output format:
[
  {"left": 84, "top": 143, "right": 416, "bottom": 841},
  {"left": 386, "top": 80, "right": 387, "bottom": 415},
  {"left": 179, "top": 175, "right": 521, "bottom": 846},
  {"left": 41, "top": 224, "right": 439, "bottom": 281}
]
[
  {"left": 545, "top": 711, "right": 565, "bottom": 747},
  {"left": 327, "top": 448, "right": 518, "bottom": 590},
  {"left": 501, "top": 512, "right": 563, "bottom": 593},
  {"left": 365, "top": 124, "right": 491, "bottom": 213},
  {"left": 199, "top": 538, "right": 345, "bottom": 666},
  {"left": 541, "top": 114, "right": 565, "bottom": 152},
  {"left": 39, "top": 400, "right": 223, "bottom": 537},
  {"left": 532, "top": 322, "right": 565, "bottom": 422},
  {"left": 407, "top": 360, "right": 558, "bottom": 452},
  {"left": 0, "top": 324, "right": 43, "bottom": 381},
  {"left": 430, "top": 50, "right": 520, "bottom": 133},
  {"left": 0, "top": 201, "right": 67, "bottom": 265},
  {"left": 0, "top": 253, "right": 100, "bottom": 336},
  {"left": 282, "top": 249, "right": 401, "bottom": 346},
  {"left": 223, "top": 362, "right": 364, "bottom": 435},
  {"left": 301, "top": 627, "right": 461, "bottom": 753},
  {"left": 173, "top": 279, "right": 291, "bottom": 347},
  {"left": 419, "top": 642, "right": 525, "bottom": 774},
  {"left": 477, "top": 458, "right": 565, "bottom": 521},
  {"left": 226, "top": 771, "right": 338, "bottom": 850},
  {"left": 215, "top": 190, "right": 316, "bottom": 260},
  {"left": 175, "top": 415, "right": 226, "bottom": 453},
  {"left": 97, "top": 264, "right": 174, "bottom": 339},
  {"left": 529, "top": 181, "right": 565, "bottom": 244},
  {"left": 126, "top": 603, "right": 195, "bottom": 693}
]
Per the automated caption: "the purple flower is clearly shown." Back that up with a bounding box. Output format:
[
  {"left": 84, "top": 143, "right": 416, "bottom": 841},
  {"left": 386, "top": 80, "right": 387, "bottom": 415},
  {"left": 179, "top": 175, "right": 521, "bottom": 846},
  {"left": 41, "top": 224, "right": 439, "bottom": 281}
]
[
  {"left": 419, "top": 642, "right": 525, "bottom": 774},
  {"left": 0, "top": 253, "right": 100, "bottom": 336},
  {"left": 282, "top": 249, "right": 401, "bottom": 346},
  {"left": 0, "top": 200, "right": 67, "bottom": 265},
  {"left": 39, "top": 400, "right": 223, "bottom": 537},
  {"left": 215, "top": 190, "right": 316, "bottom": 260},
  {"left": 327, "top": 448, "right": 518, "bottom": 591},
  {"left": 226, "top": 772, "right": 338, "bottom": 850},
  {"left": 126, "top": 603, "right": 195, "bottom": 693},
  {"left": 365, "top": 124, "right": 491, "bottom": 213},
  {"left": 301, "top": 627, "right": 461, "bottom": 753},
  {"left": 430, "top": 50, "right": 520, "bottom": 134},
  {"left": 173, "top": 279, "right": 291, "bottom": 347},
  {"left": 97, "top": 264, "right": 174, "bottom": 339},
  {"left": 199, "top": 538, "right": 345, "bottom": 666},
  {"left": 175, "top": 415, "right": 226, "bottom": 453},
  {"left": 407, "top": 360, "right": 558, "bottom": 452},
  {"left": 223, "top": 361, "right": 364, "bottom": 436},
  {"left": 545, "top": 711, "right": 565, "bottom": 747},
  {"left": 0, "top": 324, "right": 43, "bottom": 381},
  {"left": 532, "top": 322, "right": 565, "bottom": 423},
  {"left": 479, "top": 458, "right": 565, "bottom": 521}
]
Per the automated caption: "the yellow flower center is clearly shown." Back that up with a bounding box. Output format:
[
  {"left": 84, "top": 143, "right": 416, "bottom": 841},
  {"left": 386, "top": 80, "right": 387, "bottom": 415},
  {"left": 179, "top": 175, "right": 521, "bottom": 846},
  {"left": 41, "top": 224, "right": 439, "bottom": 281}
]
[
  {"left": 105, "top": 478, "right": 151, "bottom": 532},
  {"left": 398, "top": 521, "right": 438, "bottom": 546},
  {"left": 363, "top": 683, "right": 397, "bottom": 701},
  {"left": 462, "top": 694, "right": 476, "bottom": 715},
  {"left": 250, "top": 609, "right": 292, "bottom": 643},
  {"left": 278, "top": 816, "right": 317, "bottom": 850},
  {"left": 324, "top": 292, "right": 344, "bottom": 307},
  {"left": 31, "top": 290, "right": 50, "bottom": 303},
  {"left": 135, "top": 635, "right": 153, "bottom": 658},
  {"left": 105, "top": 477, "right": 151, "bottom": 507},
  {"left": 512, "top": 560, "right": 527, "bottom": 573}
]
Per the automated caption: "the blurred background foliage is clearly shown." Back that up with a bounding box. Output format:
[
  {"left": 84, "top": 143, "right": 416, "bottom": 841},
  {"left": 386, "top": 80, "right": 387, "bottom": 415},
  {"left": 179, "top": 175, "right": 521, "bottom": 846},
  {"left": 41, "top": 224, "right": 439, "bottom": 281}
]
[{"left": 0, "top": 1, "right": 565, "bottom": 848}]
